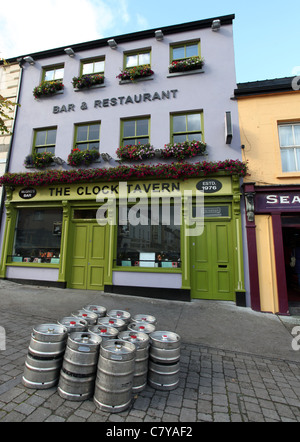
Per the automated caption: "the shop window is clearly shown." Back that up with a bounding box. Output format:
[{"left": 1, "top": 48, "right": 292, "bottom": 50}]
[
  {"left": 81, "top": 58, "right": 105, "bottom": 75},
  {"left": 125, "top": 49, "right": 151, "bottom": 68},
  {"left": 116, "top": 205, "right": 181, "bottom": 268},
  {"left": 74, "top": 122, "right": 101, "bottom": 151},
  {"left": 171, "top": 112, "right": 203, "bottom": 143},
  {"left": 11, "top": 208, "right": 62, "bottom": 263},
  {"left": 34, "top": 127, "right": 57, "bottom": 154},
  {"left": 43, "top": 65, "right": 64, "bottom": 82},
  {"left": 170, "top": 41, "right": 200, "bottom": 62},
  {"left": 279, "top": 123, "right": 300, "bottom": 172},
  {"left": 121, "top": 118, "right": 150, "bottom": 146}
]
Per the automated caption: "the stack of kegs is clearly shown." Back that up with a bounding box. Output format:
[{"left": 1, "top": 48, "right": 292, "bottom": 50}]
[
  {"left": 22, "top": 304, "right": 181, "bottom": 412},
  {"left": 22, "top": 324, "right": 68, "bottom": 389}
]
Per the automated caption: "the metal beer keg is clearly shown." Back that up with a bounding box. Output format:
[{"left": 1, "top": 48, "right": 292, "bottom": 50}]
[
  {"left": 127, "top": 322, "right": 155, "bottom": 335},
  {"left": 97, "top": 316, "right": 126, "bottom": 332},
  {"left": 88, "top": 325, "right": 119, "bottom": 341},
  {"left": 58, "top": 317, "right": 88, "bottom": 333},
  {"left": 94, "top": 339, "right": 136, "bottom": 413},
  {"left": 83, "top": 305, "right": 107, "bottom": 318},
  {"left": 131, "top": 314, "right": 157, "bottom": 326},
  {"left": 58, "top": 332, "right": 102, "bottom": 401},
  {"left": 22, "top": 324, "right": 68, "bottom": 389},
  {"left": 107, "top": 309, "right": 131, "bottom": 325},
  {"left": 119, "top": 331, "right": 149, "bottom": 393},
  {"left": 148, "top": 360, "right": 180, "bottom": 391},
  {"left": 72, "top": 310, "right": 98, "bottom": 325}
]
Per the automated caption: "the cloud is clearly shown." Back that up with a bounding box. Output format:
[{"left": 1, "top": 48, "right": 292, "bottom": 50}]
[{"left": 0, "top": 0, "right": 135, "bottom": 59}]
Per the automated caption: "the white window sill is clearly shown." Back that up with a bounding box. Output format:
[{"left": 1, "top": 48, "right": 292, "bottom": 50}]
[
  {"left": 74, "top": 83, "right": 106, "bottom": 92},
  {"left": 167, "top": 69, "right": 204, "bottom": 78},
  {"left": 119, "top": 76, "right": 154, "bottom": 85}
]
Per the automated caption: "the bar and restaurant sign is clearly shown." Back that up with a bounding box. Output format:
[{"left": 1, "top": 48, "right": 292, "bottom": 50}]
[{"left": 256, "top": 190, "right": 300, "bottom": 212}]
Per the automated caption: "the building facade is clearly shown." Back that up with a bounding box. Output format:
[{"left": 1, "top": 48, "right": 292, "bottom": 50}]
[
  {"left": 235, "top": 77, "right": 300, "bottom": 314},
  {"left": 0, "top": 15, "right": 248, "bottom": 303}
]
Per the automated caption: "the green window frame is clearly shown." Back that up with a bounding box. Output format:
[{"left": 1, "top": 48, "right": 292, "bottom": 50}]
[
  {"left": 170, "top": 41, "right": 200, "bottom": 62},
  {"left": 81, "top": 58, "right": 105, "bottom": 76},
  {"left": 74, "top": 122, "right": 101, "bottom": 151},
  {"left": 33, "top": 127, "right": 57, "bottom": 154},
  {"left": 171, "top": 112, "right": 204, "bottom": 143},
  {"left": 124, "top": 49, "right": 151, "bottom": 68},
  {"left": 43, "top": 65, "right": 64, "bottom": 82},
  {"left": 121, "top": 117, "right": 150, "bottom": 146}
]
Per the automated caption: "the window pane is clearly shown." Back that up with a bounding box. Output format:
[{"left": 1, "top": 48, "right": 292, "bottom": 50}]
[
  {"left": 76, "top": 143, "right": 88, "bottom": 151},
  {"left": 88, "top": 142, "right": 99, "bottom": 150},
  {"left": 294, "top": 125, "right": 300, "bottom": 145},
  {"left": 44, "top": 70, "right": 54, "bottom": 81},
  {"left": 281, "top": 148, "right": 296, "bottom": 172},
  {"left": 186, "top": 44, "right": 198, "bottom": 58},
  {"left": 174, "top": 134, "right": 187, "bottom": 143},
  {"left": 12, "top": 208, "right": 62, "bottom": 262},
  {"left": 88, "top": 124, "right": 100, "bottom": 140},
  {"left": 173, "top": 46, "right": 185, "bottom": 60},
  {"left": 54, "top": 68, "right": 64, "bottom": 80},
  {"left": 279, "top": 126, "right": 293, "bottom": 147},
  {"left": 173, "top": 115, "right": 186, "bottom": 133},
  {"left": 188, "top": 133, "right": 202, "bottom": 142},
  {"left": 126, "top": 55, "right": 138, "bottom": 67},
  {"left": 136, "top": 119, "right": 148, "bottom": 136},
  {"left": 117, "top": 206, "right": 181, "bottom": 267},
  {"left": 77, "top": 126, "right": 88, "bottom": 142},
  {"left": 137, "top": 137, "right": 149, "bottom": 145},
  {"left": 123, "top": 139, "right": 136, "bottom": 146},
  {"left": 47, "top": 129, "right": 57, "bottom": 145},
  {"left": 139, "top": 53, "right": 150, "bottom": 65},
  {"left": 94, "top": 60, "right": 105, "bottom": 73},
  {"left": 187, "top": 114, "right": 201, "bottom": 132},
  {"left": 35, "top": 131, "right": 47, "bottom": 146},
  {"left": 82, "top": 62, "right": 93, "bottom": 75},
  {"left": 123, "top": 120, "right": 135, "bottom": 138}
]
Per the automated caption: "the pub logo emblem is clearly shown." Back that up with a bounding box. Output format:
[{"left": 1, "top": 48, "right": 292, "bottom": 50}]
[
  {"left": 19, "top": 188, "right": 37, "bottom": 199},
  {"left": 196, "top": 179, "right": 223, "bottom": 193}
]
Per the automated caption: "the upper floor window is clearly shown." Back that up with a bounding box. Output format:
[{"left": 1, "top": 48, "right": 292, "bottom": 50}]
[
  {"left": 279, "top": 123, "right": 300, "bottom": 172},
  {"left": 171, "top": 41, "right": 200, "bottom": 62},
  {"left": 121, "top": 118, "right": 150, "bottom": 146},
  {"left": 171, "top": 112, "right": 203, "bottom": 143},
  {"left": 81, "top": 58, "right": 105, "bottom": 76},
  {"left": 43, "top": 65, "right": 64, "bottom": 82},
  {"left": 34, "top": 127, "right": 57, "bottom": 154},
  {"left": 74, "top": 122, "right": 101, "bottom": 151},
  {"left": 125, "top": 49, "right": 151, "bottom": 68}
]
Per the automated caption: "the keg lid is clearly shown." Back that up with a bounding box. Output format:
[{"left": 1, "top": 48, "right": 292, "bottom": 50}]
[
  {"left": 128, "top": 322, "right": 155, "bottom": 334},
  {"left": 149, "top": 330, "right": 181, "bottom": 343},
  {"left": 32, "top": 324, "right": 68, "bottom": 342},
  {"left": 132, "top": 314, "right": 157, "bottom": 325},
  {"left": 72, "top": 310, "right": 98, "bottom": 321},
  {"left": 101, "top": 339, "right": 136, "bottom": 360},
  {"left": 83, "top": 305, "right": 107, "bottom": 316},
  {"left": 68, "top": 332, "right": 102, "bottom": 346},
  {"left": 119, "top": 330, "right": 149, "bottom": 347},
  {"left": 88, "top": 325, "right": 118, "bottom": 337},
  {"left": 98, "top": 317, "right": 126, "bottom": 328},
  {"left": 107, "top": 309, "right": 131, "bottom": 322},
  {"left": 58, "top": 317, "right": 88, "bottom": 328}
]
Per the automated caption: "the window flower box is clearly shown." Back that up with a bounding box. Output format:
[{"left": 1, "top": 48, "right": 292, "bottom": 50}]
[
  {"left": 24, "top": 152, "right": 55, "bottom": 169},
  {"left": 168, "top": 56, "right": 204, "bottom": 74},
  {"left": 117, "top": 65, "right": 154, "bottom": 83},
  {"left": 67, "top": 148, "right": 100, "bottom": 167},
  {"left": 116, "top": 143, "right": 155, "bottom": 161},
  {"left": 72, "top": 73, "right": 104, "bottom": 90},
  {"left": 160, "top": 140, "right": 207, "bottom": 161},
  {"left": 33, "top": 80, "right": 64, "bottom": 99}
]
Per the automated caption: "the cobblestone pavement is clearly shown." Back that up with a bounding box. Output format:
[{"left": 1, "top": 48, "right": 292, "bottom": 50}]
[{"left": 1, "top": 308, "right": 300, "bottom": 423}]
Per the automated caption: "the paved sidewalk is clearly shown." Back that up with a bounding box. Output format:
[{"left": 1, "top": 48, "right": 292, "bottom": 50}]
[{"left": 1, "top": 280, "right": 300, "bottom": 422}]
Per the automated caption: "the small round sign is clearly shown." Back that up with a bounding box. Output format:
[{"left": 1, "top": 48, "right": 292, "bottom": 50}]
[
  {"left": 196, "top": 179, "right": 223, "bottom": 193},
  {"left": 19, "top": 188, "right": 37, "bottom": 199}
]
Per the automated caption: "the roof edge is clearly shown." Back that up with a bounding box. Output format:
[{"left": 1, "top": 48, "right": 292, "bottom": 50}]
[{"left": 234, "top": 77, "right": 298, "bottom": 97}]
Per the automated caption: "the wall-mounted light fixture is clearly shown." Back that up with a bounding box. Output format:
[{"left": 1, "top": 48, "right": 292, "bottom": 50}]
[
  {"left": 212, "top": 19, "right": 221, "bottom": 31},
  {"left": 64, "top": 47, "right": 75, "bottom": 57},
  {"left": 107, "top": 39, "right": 117, "bottom": 49},
  {"left": 24, "top": 56, "right": 35, "bottom": 65},
  {"left": 225, "top": 111, "right": 233, "bottom": 144},
  {"left": 101, "top": 153, "right": 112, "bottom": 162},
  {"left": 155, "top": 30, "right": 164, "bottom": 41}
]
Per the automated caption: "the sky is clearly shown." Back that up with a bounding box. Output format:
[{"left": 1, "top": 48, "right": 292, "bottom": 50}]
[{"left": 0, "top": 0, "right": 299, "bottom": 83}]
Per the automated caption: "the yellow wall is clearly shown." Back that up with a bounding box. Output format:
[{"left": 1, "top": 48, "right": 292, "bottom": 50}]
[
  {"left": 237, "top": 91, "right": 300, "bottom": 186},
  {"left": 255, "top": 215, "right": 279, "bottom": 313}
]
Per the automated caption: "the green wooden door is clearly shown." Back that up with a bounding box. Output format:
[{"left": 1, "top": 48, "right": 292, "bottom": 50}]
[
  {"left": 190, "top": 221, "right": 235, "bottom": 300},
  {"left": 69, "top": 222, "right": 106, "bottom": 290}
]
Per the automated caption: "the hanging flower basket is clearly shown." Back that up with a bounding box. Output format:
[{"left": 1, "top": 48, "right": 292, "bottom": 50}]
[
  {"left": 24, "top": 152, "right": 55, "bottom": 169},
  {"left": 161, "top": 140, "right": 207, "bottom": 161},
  {"left": 117, "top": 65, "right": 154, "bottom": 82},
  {"left": 116, "top": 143, "right": 155, "bottom": 161},
  {"left": 67, "top": 148, "right": 100, "bottom": 167},
  {"left": 72, "top": 73, "right": 104, "bottom": 89},
  {"left": 33, "top": 80, "right": 64, "bottom": 99},
  {"left": 168, "top": 56, "right": 205, "bottom": 74}
]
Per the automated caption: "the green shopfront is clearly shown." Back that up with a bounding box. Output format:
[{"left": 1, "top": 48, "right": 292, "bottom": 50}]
[{"left": 0, "top": 173, "right": 245, "bottom": 303}]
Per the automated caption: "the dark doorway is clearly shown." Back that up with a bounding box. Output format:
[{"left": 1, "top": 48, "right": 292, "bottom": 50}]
[{"left": 282, "top": 223, "right": 300, "bottom": 303}]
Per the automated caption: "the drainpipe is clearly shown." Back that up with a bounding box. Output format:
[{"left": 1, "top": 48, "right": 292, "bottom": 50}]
[{"left": 0, "top": 58, "right": 24, "bottom": 238}]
